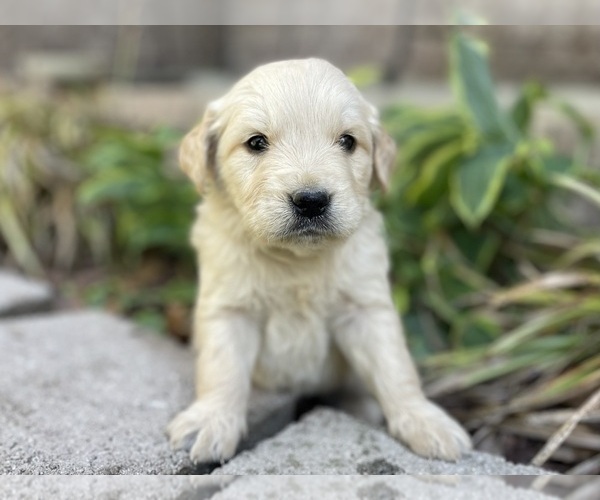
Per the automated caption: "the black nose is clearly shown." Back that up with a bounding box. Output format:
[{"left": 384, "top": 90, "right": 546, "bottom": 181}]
[{"left": 291, "top": 190, "right": 330, "bottom": 218}]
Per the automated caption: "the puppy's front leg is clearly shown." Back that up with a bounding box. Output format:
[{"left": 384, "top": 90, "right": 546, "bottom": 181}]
[
  {"left": 168, "top": 311, "right": 259, "bottom": 463},
  {"left": 332, "top": 306, "right": 471, "bottom": 461}
]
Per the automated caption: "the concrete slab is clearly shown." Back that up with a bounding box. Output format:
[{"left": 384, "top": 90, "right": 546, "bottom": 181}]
[
  {"left": 0, "top": 270, "right": 53, "bottom": 317},
  {"left": 211, "top": 476, "right": 557, "bottom": 500},
  {"left": 0, "top": 476, "right": 233, "bottom": 500},
  {"left": 213, "top": 408, "right": 552, "bottom": 475},
  {"left": 0, "top": 310, "right": 295, "bottom": 474}
]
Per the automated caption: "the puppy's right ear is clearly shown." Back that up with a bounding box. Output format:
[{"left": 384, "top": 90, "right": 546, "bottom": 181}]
[{"left": 179, "top": 100, "right": 222, "bottom": 191}]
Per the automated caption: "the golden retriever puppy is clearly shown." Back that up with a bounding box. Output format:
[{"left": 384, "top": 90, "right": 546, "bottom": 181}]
[{"left": 168, "top": 58, "right": 471, "bottom": 463}]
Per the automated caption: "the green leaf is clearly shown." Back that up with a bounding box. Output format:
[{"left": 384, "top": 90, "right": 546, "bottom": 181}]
[
  {"left": 383, "top": 106, "right": 462, "bottom": 144},
  {"left": 510, "top": 81, "right": 547, "bottom": 133},
  {"left": 550, "top": 172, "right": 600, "bottom": 211},
  {"left": 451, "top": 32, "right": 517, "bottom": 142},
  {"left": 558, "top": 239, "right": 600, "bottom": 267},
  {"left": 400, "top": 124, "right": 463, "bottom": 167},
  {"left": 450, "top": 142, "right": 515, "bottom": 228},
  {"left": 408, "top": 138, "right": 464, "bottom": 206},
  {"left": 549, "top": 97, "right": 595, "bottom": 143}
]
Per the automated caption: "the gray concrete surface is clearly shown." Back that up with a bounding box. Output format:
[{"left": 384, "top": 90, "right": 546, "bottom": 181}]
[
  {"left": 0, "top": 476, "right": 567, "bottom": 500},
  {"left": 211, "top": 476, "right": 556, "bottom": 500},
  {"left": 0, "top": 270, "right": 53, "bottom": 317},
  {"left": 0, "top": 476, "right": 233, "bottom": 500},
  {"left": 214, "top": 408, "right": 551, "bottom": 475},
  {"left": 0, "top": 310, "right": 295, "bottom": 474}
]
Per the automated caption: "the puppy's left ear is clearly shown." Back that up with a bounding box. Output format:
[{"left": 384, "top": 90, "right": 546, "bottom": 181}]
[
  {"left": 370, "top": 107, "right": 397, "bottom": 191},
  {"left": 372, "top": 128, "right": 397, "bottom": 191}
]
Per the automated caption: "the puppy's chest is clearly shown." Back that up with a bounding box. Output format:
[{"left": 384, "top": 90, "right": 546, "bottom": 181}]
[{"left": 252, "top": 280, "right": 338, "bottom": 390}]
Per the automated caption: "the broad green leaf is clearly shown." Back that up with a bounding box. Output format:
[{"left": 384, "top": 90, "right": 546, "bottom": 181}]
[
  {"left": 408, "top": 138, "right": 464, "bottom": 206},
  {"left": 400, "top": 124, "right": 464, "bottom": 167},
  {"left": 451, "top": 32, "right": 517, "bottom": 142},
  {"left": 450, "top": 142, "right": 515, "bottom": 228},
  {"left": 383, "top": 106, "right": 462, "bottom": 143}
]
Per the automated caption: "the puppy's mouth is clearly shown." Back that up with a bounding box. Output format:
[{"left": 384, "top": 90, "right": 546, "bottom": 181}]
[
  {"left": 279, "top": 214, "right": 339, "bottom": 242},
  {"left": 278, "top": 211, "right": 343, "bottom": 246}
]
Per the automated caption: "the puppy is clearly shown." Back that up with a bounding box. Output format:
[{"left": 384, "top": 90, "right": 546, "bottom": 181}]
[{"left": 168, "top": 58, "right": 471, "bottom": 463}]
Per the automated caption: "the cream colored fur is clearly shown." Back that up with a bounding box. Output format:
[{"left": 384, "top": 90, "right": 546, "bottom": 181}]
[{"left": 167, "top": 58, "right": 471, "bottom": 463}]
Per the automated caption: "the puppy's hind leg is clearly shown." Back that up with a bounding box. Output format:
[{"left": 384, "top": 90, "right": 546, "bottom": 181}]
[
  {"left": 168, "top": 310, "right": 259, "bottom": 463},
  {"left": 332, "top": 306, "right": 472, "bottom": 461}
]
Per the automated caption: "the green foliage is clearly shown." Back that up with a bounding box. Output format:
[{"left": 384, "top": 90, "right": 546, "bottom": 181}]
[
  {"left": 0, "top": 90, "right": 198, "bottom": 334},
  {"left": 380, "top": 29, "right": 600, "bottom": 428},
  {"left": 78, "top": 126, "right": 196, "bottom": 262},
  {"left": 0, "top": 91, "right": 196, "bottom": 272},
  {"left": 450, "top": 142, "right": 514, "bottom": 228},
  {"left": 0, "top": 92, "right": 92, "bottom": 272},
  {"left": 451, "top": 32, "right": 517, "bottom": 143}
]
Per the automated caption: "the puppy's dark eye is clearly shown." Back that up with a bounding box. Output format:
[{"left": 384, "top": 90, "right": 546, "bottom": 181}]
[
  {"left": 246, "top": 134, "right": 269, "bottom": 153},
  {"left": 338, "top": 134, "right": 356, "bottom": 153}
]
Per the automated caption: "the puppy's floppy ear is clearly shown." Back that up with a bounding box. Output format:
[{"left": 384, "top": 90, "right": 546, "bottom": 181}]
[
  {"left": 370, "top": 107, "right": 398, "bottom": 191},
  {"left": 179, "top": 100, "right": 222, "bottom": 191}
]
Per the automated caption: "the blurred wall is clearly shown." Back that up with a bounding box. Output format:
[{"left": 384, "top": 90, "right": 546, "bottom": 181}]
[
  {"left": 0, "top": 26, "right": 222, "bottom": 81},
  {"left": 0, "top": 26, "right": 599, "bottom": 83}
]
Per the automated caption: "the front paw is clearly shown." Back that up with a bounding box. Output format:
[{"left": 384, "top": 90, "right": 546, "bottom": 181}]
[
  {"left": 167, "top": 400, "right": 246, "bottom": 463},
  {"left": 387, "top": 399, "right": 472, "bottom": 461}
]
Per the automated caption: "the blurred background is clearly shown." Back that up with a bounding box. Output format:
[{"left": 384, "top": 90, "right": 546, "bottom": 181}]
[{"left": 0, "top": 24, "right": 599, "bottom": 478}]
